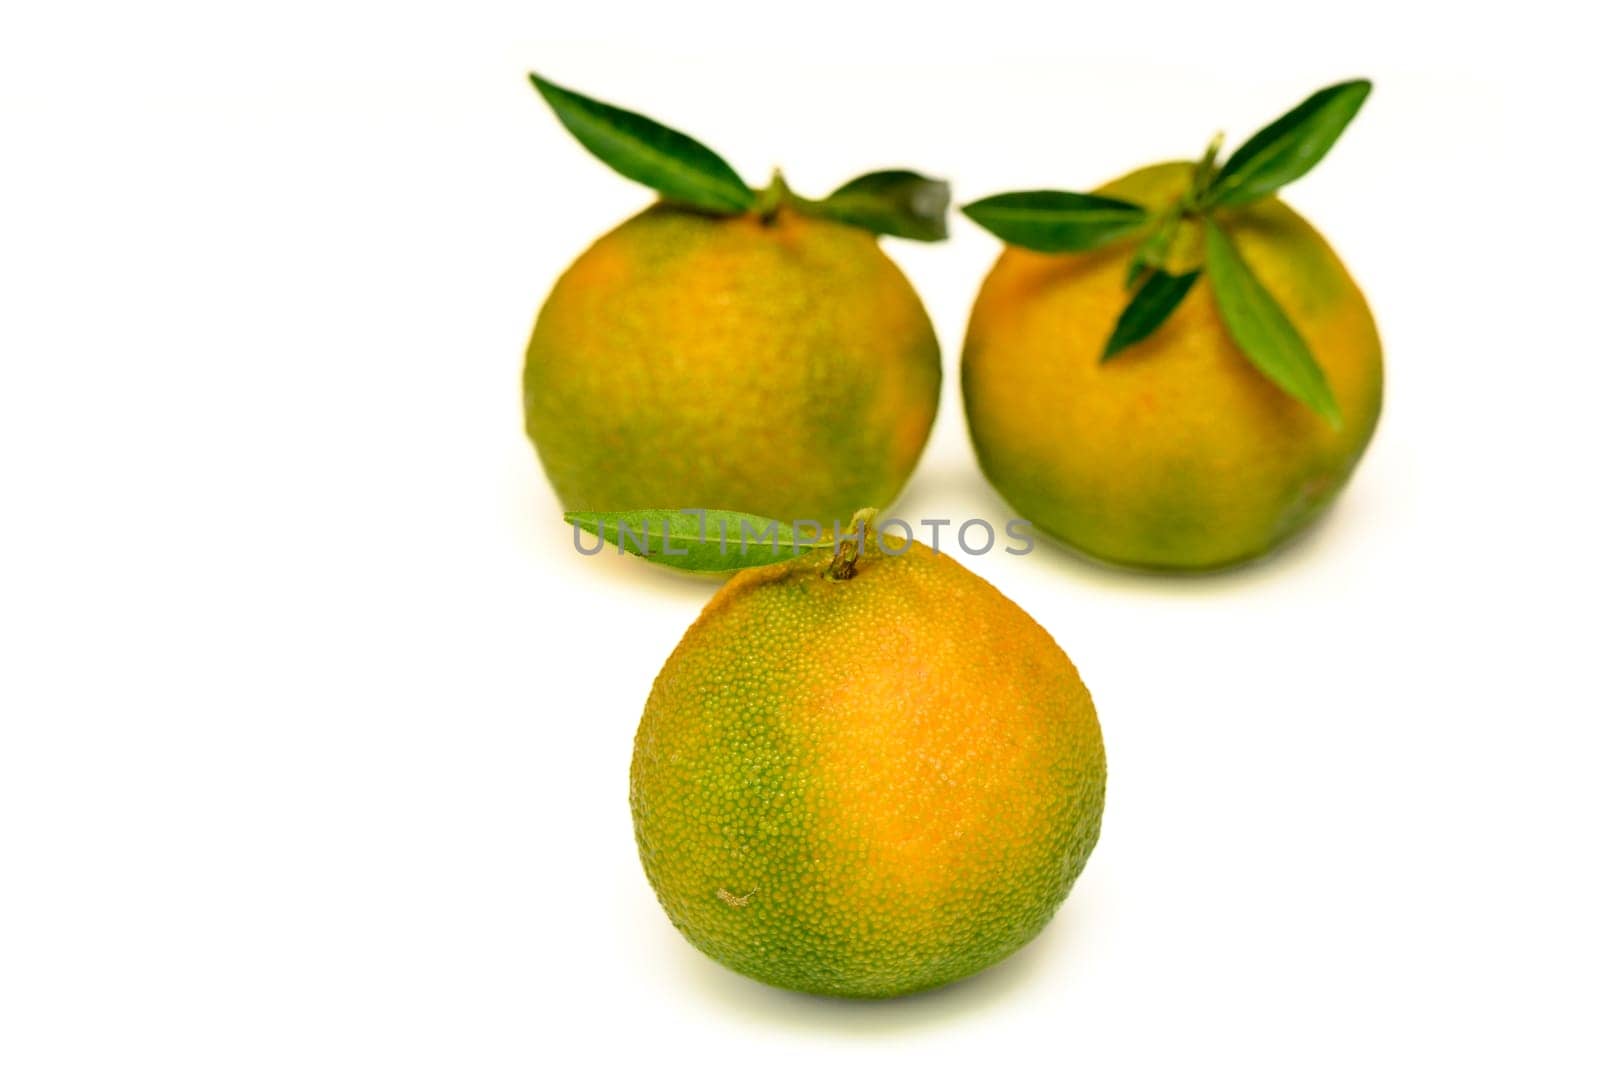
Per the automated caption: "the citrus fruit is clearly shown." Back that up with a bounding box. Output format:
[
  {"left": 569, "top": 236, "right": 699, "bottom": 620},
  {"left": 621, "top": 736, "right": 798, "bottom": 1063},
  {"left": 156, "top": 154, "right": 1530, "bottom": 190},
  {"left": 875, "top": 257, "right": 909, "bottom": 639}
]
[
  {"left": 525, "top": 204, "right": 940, "bottom": 527},
  {"left": 963, "top": 161, "right": 1382, "bottom": 571},
  {"left": 961, "top": 79, "right": 1382, "bottom": 571},
  {"left": 630, "top": 529, "right": 1106, "bottom": 997},
  {"left": 523, "top": 74, "right": 947, "bottom": 531}
]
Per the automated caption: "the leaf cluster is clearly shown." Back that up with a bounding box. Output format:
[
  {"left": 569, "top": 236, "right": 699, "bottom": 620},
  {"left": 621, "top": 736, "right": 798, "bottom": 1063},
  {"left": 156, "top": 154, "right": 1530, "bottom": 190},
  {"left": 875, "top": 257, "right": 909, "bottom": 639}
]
[
  {"left": 530, "top": 74, "right": 949, "bottom": 241},
  {"left": 962, "top": 80, "right": 1371, "bottom": 424}
]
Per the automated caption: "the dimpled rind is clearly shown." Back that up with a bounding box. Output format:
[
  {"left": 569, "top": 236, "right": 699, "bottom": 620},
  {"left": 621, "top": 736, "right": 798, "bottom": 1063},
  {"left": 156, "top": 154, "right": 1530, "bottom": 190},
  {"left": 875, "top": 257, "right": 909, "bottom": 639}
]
[
  {"left": 524, "top": 203, "right": 942, "bottom": 528},
  {"left": 962, "top": 162, "right": 1384, "bottom": 571},
  {"left": 629, "top": 541, "right": 1106, "bottom": 998}
]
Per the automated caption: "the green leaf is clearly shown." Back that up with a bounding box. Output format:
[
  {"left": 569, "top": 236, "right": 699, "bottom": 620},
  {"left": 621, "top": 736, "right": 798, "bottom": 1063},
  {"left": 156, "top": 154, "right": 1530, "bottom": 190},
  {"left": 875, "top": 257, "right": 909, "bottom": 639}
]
[
  {"left": 1103, "top": 269, "right": 1201, "bottom": 361},
  {"left": 529, "top": 73, "right": 755, "bottom": 213},
  {"left": 565, "top": 508, "right": 833, "bottom": 572},
  {"left": 1207, "top": 80, "right": 1372, "bottom": 208},
  {"left": 961, "top": 190, "right": 1148, "bottom": 253},
  {"left": 1203, "top": 220, "right": 1341, "bottom": 426},
  {"left": 805, "top": 169, "right": 950, "bottom": 242}
]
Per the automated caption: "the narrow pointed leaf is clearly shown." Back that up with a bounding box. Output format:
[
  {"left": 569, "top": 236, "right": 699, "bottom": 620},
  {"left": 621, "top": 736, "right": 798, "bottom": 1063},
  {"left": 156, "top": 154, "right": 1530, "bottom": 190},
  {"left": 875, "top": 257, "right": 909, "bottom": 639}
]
[
  {"left": 1207, "top": 80, "right": 1372, "bottom": 207},
  {"left": 1103, "top": 269, "right": 1201, "bottom": 361},
  {"left": 530, "top": 74, "right": 755, "bottom": 213},
  {"left": 566, "top": 508, "right": 833, "bottom": 572},
  {"left": 1203, "top": 221, "right": 1340, "bottom": 425},
  {"left": 806, "top": 169, "right": 950, "bottom": 241},
  {"left": 962, "top": 190, "right": 1147, "bottom": 252}
]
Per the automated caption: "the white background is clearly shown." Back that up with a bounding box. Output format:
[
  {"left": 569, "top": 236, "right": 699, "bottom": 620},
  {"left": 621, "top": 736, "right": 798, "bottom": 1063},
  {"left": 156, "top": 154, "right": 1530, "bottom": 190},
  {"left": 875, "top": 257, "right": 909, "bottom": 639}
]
[{"left": 3, "top": 3, "right": 1596, "bottom": 1062}]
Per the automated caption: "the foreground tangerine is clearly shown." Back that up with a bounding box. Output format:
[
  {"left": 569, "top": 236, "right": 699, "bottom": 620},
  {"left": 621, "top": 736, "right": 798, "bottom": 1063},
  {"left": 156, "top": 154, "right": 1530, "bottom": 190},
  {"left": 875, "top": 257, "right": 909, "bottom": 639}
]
[{"left": 630, "top": 528, "right": 1106, "bottom": 997}]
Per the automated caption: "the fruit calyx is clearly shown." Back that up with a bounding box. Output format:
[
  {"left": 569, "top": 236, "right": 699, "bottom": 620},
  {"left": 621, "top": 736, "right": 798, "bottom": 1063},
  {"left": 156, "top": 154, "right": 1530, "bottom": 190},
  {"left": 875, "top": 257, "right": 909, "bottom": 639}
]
[
  {"left": 530, "top": 72, "right": 950, "bottom": 242},
  {"left": 960, "top": 79, "right": 1371, "bottom": 426}
]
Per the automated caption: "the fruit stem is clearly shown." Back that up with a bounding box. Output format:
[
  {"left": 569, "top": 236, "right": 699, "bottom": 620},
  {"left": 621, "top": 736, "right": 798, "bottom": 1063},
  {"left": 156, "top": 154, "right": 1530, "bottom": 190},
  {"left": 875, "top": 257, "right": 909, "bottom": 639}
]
[
  {"left": 754, "top": 168, "right": 791, "bottom": 223},
  {"left": 1126, "top": 203, "right": 1183, "bottom": 288},
  {"left": 826, "top": 507, "right": 878, "bottom": 581},
  {"left": 1184, "top": 131, "right": 1226, "bottom": 213}
]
